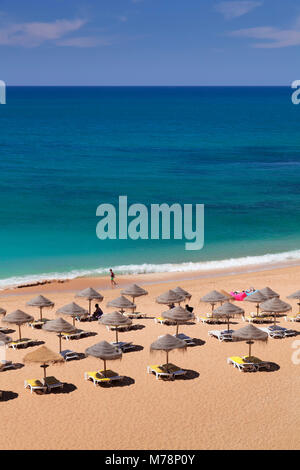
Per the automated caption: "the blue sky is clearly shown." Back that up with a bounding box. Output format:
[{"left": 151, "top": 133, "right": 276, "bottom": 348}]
[{"left": 1, "top": 0, "right": 300, "bottom": 85}]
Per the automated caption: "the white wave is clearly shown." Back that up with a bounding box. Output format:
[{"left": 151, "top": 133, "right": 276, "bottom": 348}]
[{"left": 1, "top": 249, "right": 300, "bottom": 290}]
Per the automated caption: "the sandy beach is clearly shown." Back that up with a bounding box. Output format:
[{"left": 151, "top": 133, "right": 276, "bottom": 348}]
[{"left": 0, "top": 264, "right": 299, "bottom": 450}]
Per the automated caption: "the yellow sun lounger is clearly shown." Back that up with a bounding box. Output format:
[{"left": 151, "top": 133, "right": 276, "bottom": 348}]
[
  {"left": 154, "top": 317, "right": 176, "bottom": 325},
  {"left": 24, "top": 379, "right": 47, "bottom": 394},
  {"left": 147, "top": 365, "right": 174, "bottom": 380},
  {"left": 43, "top": 376, "right": 64, "bottom": 391},
  {"left": 98, "top": 369, "right": 124, "bottom": 381},
  {"left": 227, "top": 356, "right": 256, "bottom": 372},
  {"left": 161, "top": 363, "right": 186, "bottom": 377},
  {"left": 61, "top": 330, "right": 85, "bottom": 340},
  {"left": 10, "top": 339, "right": 34, "bottom": 350},
  {"left": 284, "top": 314, "right": 300, "bottom": 322},
  {"left": 84, "top": 371, "right": 112, "bottom": 386}
]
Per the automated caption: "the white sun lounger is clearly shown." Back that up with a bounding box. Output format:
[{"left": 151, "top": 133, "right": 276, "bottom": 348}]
[
  {"left": 208, "top": 329, "right": 234, "bottom": 341},
  {"left": 10, "top": 339, "right": 35, "bottom": 349},
  {"left": 259, "top": 326, "right": 296, "bottom": 338},
  {"left": 60, "top": 349, "right": 80, "bottom": 361},
  {"left": 111, "top": 341, "right": 135, "bottom": 352},
  {"left": 0, "top": 360, "right": 16, "bottom": 371},
  {"left": 124, "top": 312, "right": 147, "bottom": 319},
  {"left": 227, "top": 356, "right": 257, "bottom": 372},
  {"left": 24, "top": 379, "right": 47, "bottom": 394},
  {"left": 285, "top": 314, "right": 300, "bottom": 322},
  {"left": 173, "top": 333, "right": 195, "bottom": 346}
]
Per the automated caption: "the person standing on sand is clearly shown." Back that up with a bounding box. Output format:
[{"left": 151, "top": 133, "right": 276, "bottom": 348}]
[{"left": 109, "top": 268, "right": 118, "bottom": 288}]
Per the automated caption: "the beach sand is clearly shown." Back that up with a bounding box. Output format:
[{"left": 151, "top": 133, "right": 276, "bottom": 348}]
[{"left": 0, "top": 265, "right": 299, "bottom": 450}]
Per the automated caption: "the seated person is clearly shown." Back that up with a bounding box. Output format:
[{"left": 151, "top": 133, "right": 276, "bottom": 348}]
[
  {"left": 185, "top": 304, "right": 194, "bottom": 313},
  {"left": 92, "top": 304, "right": 103, "bottom": 320}
]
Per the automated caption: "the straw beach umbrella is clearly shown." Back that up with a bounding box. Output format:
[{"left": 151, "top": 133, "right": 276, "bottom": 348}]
[
  {"left": 99, "top": 312, "right": 132, "bottom": 343},
  {"left": 162, "top": 306, "right": 194, "bottom": 336},
  {"left": 150, "top": 334, "right": 186, "bottom": 368},
  {"left": 0, "top": 308, "right": 6, "bottom": 316},
  {"left": 200, "top": 290, "right": 228, "bottom": 313},
  {"left": 107, "top": 296, "right": 136, "bottom": 314},
  {"left": 212, "top": 302, "right": 244, "bottom": 331},
  {"left": 173, "top": 287, "right": 192, "bottom": 301},
  {"left": 43, "top": 318, "right": 77, "bottom": 352},
  {"left": 259, "top": 287, "right": 280, "bottom": 299},
  {"left": 287, "top": 290, "right": 300, "bottom": 314},
  {"left": 24, "top": 345, "right": 63, "bottom": 380},
  {"left": 260, "top": 297, "right": 292, "bottom": 325},
  {"left": 2, "top": 310, "right": 34, "bottom": 341},
  {"left": 85, "top": 341, "right": 122, "bottom": 377},
  {"left": 121, "top": 284, "right": 148, "bottom": 312},
  {"left": 156, "top": 290, "right": 185, "bottom": 308},
  {"left": 75, "top": 288, "right": 104, "bottom": 315},
  {"left": 56, "top": 302, "right": 88, "bottom": 326},
  {"left": 244, "top": 290, "right": 267, "bottom": 315},
  {"left": 232, "top": 324, "right": 268, "bottom": 358},
  {"left": 26, "top": 295, "right": 54, "bottom": 321}
]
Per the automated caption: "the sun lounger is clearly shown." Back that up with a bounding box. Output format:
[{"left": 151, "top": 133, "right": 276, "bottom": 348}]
[
  {"left": 124, "top": 312, "right": 147, "bottom": 319},
  {"left": 0, "top": 327, "right": 10, "bottom": 333},
  {"left": 106, "top": 324, "right": 131, "bottom": 332},
  {"left": 0, "top": 360, "right": 16, "bottom": 371},
  {"left": 24, "top": 379, "right": 47, "bottom": 394},
  {"left": 84, "top": 371, "right": 112, "bottom": 386},
  {"left": 60, "top": 349, "right": 80, "bottom": 361},
  {"left": 28, "top": 319, "right": 48, "bottom": 329},
  {"left": 111, "top": 341, "right": 135, "bottom": 352},
  {"left": 259, "top": 326, "right": 296, "bottom": 338},
  {"left": 174, "top": 333, "right": 195, "bottom": 346},
  {"left": 196, "top": 315, "right": 222, "bottom": 324},
  {"left": 208, "top": 329, "right": 234, "bottom": 341},
  {"left": 10, "top": 338, "right": 34, "bottom": 349},
  {"left": 61, "top": 329, "right": 86, "bottom": 341},
  {"left": 242, "top": 356, "right": 271, "bottom": 370},
  {"left": 154, "top": 317, "right": 176, "bottom": 325},
  {"left": 284, "top": 314, "right": 300, "bottom": 322},
  {"left": 98, "top": 369, "right": 124, "bottom": 381},
  {"left": 242, "top": 315, "right": 268, "bottom": 324},
  {"left": 227, "top": 356, "right": 257, "bottom": 372},
  {"left": 161, "top": 363, "right": 186, "bottom": 377},
  {"left": 43, "top": 376, "right": 64, "bottom": 391},
  {"left": 147, "top": 365, "right": 174, "bottom": 380}
]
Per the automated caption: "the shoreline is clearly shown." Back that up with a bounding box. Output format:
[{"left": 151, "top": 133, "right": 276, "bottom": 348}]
[{"left": 2, "top": 257, "right": 300, "bottom": 296}]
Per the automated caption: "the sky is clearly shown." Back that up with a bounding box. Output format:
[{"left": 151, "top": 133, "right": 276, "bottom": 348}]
[{"left": 0, "top": 0, "right": 300, "bottom": 85}]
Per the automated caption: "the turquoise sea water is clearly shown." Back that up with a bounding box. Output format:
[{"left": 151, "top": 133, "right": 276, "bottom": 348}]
[{"left": 1, "top": 86, "right": 300, "bottom": 287}]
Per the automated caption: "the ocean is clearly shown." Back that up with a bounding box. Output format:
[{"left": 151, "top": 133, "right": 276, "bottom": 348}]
[{"left": 1, "top": 86, "right": 300, "bottom": 288}]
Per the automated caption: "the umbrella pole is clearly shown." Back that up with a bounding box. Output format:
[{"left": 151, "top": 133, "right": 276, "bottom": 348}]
[
  {"left": 73, "top": 317, "right": 75, "bottom": 326},
  {"left": 116, "top": 328, "right": 119, "bottom": 344},
  {"left": 18, "top": 324, "right": 21, "bottom": 341},
  {"left": 227, "top": 317, "right": 230, "bottom": 332},
  {"left": 40, "top": 307, "right": 43, "bottom": 321},
  {"left": 59, "top": 334, "right": 62, "bottom": 353},
  {"left": 89, "top": 299, "right": 91, "bottom": 316},
  {"left": 256, "top": 303, "right": 259, "bottom": 315},
  {"left": 132, "top": 297, "right": 136, "bottom": 313},
  {"left": 103, "top": 359, "right": 107, "bottom": 376},
  {"left": 176, "top": 323, "right": 179, "bottom": 336},
  {"left": 166, "top": 351, "right": 169, "bottom": 367}
]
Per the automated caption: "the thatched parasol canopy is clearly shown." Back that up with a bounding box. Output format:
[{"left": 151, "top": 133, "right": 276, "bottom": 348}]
[
  {"left": 173, "top": 287, "right": 192, "bottom": 300},
  {"left": 2, "top": 310, "right": 34, "bottom": 340},
  {"left": 232, "top": 324, "right": 268, "bottom": 358},
  {"left": 56, "top": 302, "right": 88, "bottom": 325},
  {"left": 260, "top": 297, "right": 292, "bottom": 324},
  {"left": 107, "top": 296, "right": 136, "bottom": 313},
  {"left": 43, "top": 317, "right": 77, "bottom": 352},
  {"left": 85, "top": 340, "right": 122, "bottom": 375},
  {"left": 99, "top": 312, "right": 132, "bottom": 343},
  {"left": 162, "top": 306, "right": 194, "bottom": 336},
  {"left": 156, "top": 290, "right": 185, "bottom": 307},
  {"left": 200, "top": 290, "right": 228, "bottom": 312},
  {"left": 24, "top": 345, "right": 63, "bottom": 379},
  {"left": 121, "top": 284, "right": 148, "bottom": 312},
  {"left": 26, "top": 295, "right": 54, "bottom": 320},
  {"left": 150, "top": 334, "right": 186, "bottom": 366},
  {"left": 212, "top": 301, "right": 244, "bottom": 331},
  {"left": 244, "top": 290, "right": 267, "bottom": 315},
  {"left": 259, "top": 287, "right": 280, "bottom": 299},
  {"left": 75, "top": 288, "right": 104, "bottom": 315}
]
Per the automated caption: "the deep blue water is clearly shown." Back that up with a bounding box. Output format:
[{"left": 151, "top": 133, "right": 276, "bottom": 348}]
[{"left": 1, "top": 86, "right": 300, "bottom": 286}]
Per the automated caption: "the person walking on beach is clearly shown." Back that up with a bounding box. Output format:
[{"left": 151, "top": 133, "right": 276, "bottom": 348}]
[{"left": 109, "top": 268, "right": 118, "bottom": 288}]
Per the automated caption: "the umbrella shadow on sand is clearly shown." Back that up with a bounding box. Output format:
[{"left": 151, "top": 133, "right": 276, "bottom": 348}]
[
  {"left": 101, "top": 376, "right": 135, "bottom": 388},
  {"left": 175, "top": 369, "right": 200, "bottom": 380},
  {"left": 0, "top": 391, "right": 18, "bottom": 401},
  {"left": 123, "top": 345, "right": 144, "bottom": 353},
  {"left": 129, "top": 324, "right": 145, "bottom": 331},
  {"left": 49, "top": 383, "right": 77, "bottom": 394},
  {"left": 190, "top": 338, "right": 206, "bottom": 347}
]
